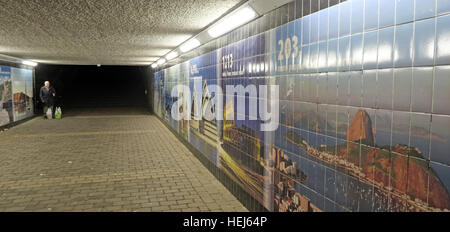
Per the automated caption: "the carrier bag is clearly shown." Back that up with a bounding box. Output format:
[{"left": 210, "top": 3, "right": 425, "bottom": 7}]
[
  {"left": 55, "top": 107, "right": 62, "bottom": 119},
  {"left": 46, "top": 108, "right": 52, "bottom": 119}
]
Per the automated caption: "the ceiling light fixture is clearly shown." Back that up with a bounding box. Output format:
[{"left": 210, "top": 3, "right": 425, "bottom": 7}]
[
  {"left": 22, "top": 60, "right": 38, "bottom": 67},
  {"left": 180, "top": 39, "right": 201, "bottom": 53},
  {"left": 151, "top": 63, "right": 158, "bottom": 68},
  {"left": 208, "top": 6, "right": 257, "bottom": 38},
  {"left": 165, "top": 51, "right": 178, "bottom": 61},
  {"left": 157, "top": 58, "right": 166, "bottom": 65}
]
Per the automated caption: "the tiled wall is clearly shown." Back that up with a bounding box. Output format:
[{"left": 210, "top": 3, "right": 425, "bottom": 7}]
[
  {"left": 153, "top": 0, "right": 450, "bottom": 212},
  {"left": 0, "top": 64, "right": 34, "bottom": 128}
]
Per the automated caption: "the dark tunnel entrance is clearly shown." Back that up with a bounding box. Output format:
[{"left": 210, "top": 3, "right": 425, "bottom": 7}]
[{"left": 34, "top": 65, "right": 153, "bottom": 114}]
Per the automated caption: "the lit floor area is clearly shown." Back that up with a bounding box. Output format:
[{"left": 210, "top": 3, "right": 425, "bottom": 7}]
[{"left": 0, "top": 107, "right": 247, "bottom": 212}]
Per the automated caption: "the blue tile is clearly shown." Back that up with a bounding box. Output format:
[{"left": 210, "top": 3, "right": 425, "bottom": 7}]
[
  {"left": 365, "top": 0, "right": 379, "bottom": 31},
  {"left": 339, "top": 1, "right": 351, "bottom": 37},
  {"left": 363, "top": 70, "right": 377, "bottom": 108},
  {"left": 329, "top": 5, "right": 339, "bottom": 39},
  {"left": 436, "top": 15, "right": 450, "bottom": 65},
  {"left": 377, "top": 69, "right": 394, "bottom": 110},
  {"left": 348, "top": 71, "right": 363, "bottom": 107},
  {"left": 433, "top": 66, "right": 450, "bottom": 115},
  {"left": 338, "top": 36, "right": 350, "bottom": 71},
  {"left": 378, "top": 27, "right": 394, "bottom": 69},
  {"left": 351, "top": 0, "right": 364, "bottom": 34},
  {"left": 413, "top": 18, "right": 436, "bottom": 66},
  {"left": 438, "top": 0, "right": 450, "bottom": 15},
  {"left": 319, "top": 8, "right": 329, "bottom": 41},
  {"left": 327, "top": 39, "right": 338, "bottom": 71},
  {"left": 363, "top": 30, "right": 378, "bottom": 69},
  {"left": 318, "top": 41, "right": 328, "bottom": 72},
  {"left": 327, "top": 72, "right": 338, "bottom": 105},
  {"left": 375, "top": 109, "right": 393, "bottom": 147},
  {"left": 412, "top": 67, "right": 433, "bottom": 113},
  {"left": 310, "top": 12, "right": 319, "bottom": 43},
  {"left": 410, "top": 113, "right": 431, "bottom": 160},
  {"left": 337, "top": 72, "right": 350, "bottom": 106},
  {"left": 309, "top": 43, "right": 319, "bottom": 72},
  {"left": 302, "top": 15, "right": 310, "bottom": 45},
  {"left": 380, "top": 0, "right": 395, "bottom": 28},
  {"left": 301, "top": 45, "right": 310, "bottom": 72},
  {"left": 350, "top": 33, "right": 363, "bottom": 71},
  {"left": 396, "top": 0, "right": 414, "bottom": 24},
  {"left": 317, "top": 74, "right": 328, "bottom": 103},
  {"left": 393, "top": 68, "right": 412, "bottom": 111},
  {"left": 394, "top": 23, "right": 413, "bottom": 67},
  {"left": 416, "top": 0, "right": 436, "bottom": 20},
  {"left": 430, "top": 115, "right": 450, "bottom": 165}
]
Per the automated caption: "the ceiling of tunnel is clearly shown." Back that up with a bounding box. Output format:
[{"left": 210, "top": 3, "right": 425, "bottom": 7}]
[{"left": 0, "top": 0, "right": 242, "bottom": 66}]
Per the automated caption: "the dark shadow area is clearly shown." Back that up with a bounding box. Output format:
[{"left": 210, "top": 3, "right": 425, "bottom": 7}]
[{"left": 34, "top": 65, "right": 153, "bottom": 114}]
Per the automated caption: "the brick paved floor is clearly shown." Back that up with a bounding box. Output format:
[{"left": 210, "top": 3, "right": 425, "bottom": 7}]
[{"left": 0, "top": 107, "right": 247, "bottom": 212}]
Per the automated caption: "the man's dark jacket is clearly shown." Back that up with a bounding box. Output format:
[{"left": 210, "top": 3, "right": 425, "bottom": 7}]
[{"left": 40, "top": 86, "right": 56, "bottom": 106}]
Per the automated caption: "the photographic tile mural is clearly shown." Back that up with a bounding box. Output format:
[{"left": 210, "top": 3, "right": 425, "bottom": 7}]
[
  {"left": 0, "top": 65, "right": 34, "bottom": 126},
  {"left": 153, "top": 0, "right": 450, "bottom": 212}
]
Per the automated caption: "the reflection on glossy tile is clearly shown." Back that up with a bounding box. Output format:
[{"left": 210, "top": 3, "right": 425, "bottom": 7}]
[
  {"left": 350, "top": 34, "right": 363, "bottom": 70},
  {"left": 318, "top": 42, "right": 328, "bottom": 72},
  {"left": 338, "top": 36, "right": 350, "bottom": 71},
  {"left": 378, "top": 27, "right": 394, "bottom": 69},
  {"left": 363, "top": 30, "right": 378, "bottom": 70},
  {"left": 412, "top": 67, "right": 433, "bottom": 113},
  {"left": 433, "top": 66, "right": 450, "bottom": 115},
  {"left": 393, "top": 68, "right": 412, "bottom": 111},
  {"left": 396, "top": 0, "right": 414, "bottom": 24},
  {"left": 413, "top": 18, "right": 436, "bottom": 66},
  {"left": 394, "top": 23, "right": 413, "bottom": 67},
  {"left": 327, "top": 39, "right": 338, "bottom": 71},
  {"left": 436, "top": 15, "right": 450, "bottom": 65}
]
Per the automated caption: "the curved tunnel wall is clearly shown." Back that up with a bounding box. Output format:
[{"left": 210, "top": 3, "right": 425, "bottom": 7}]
[{"left": 152, "top": 0, "right": 450, "bottom": 212}]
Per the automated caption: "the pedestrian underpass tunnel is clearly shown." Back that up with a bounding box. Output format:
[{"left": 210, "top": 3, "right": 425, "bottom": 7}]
[{"left": 0, "top": 0, "right": 450, "bottom": 213}]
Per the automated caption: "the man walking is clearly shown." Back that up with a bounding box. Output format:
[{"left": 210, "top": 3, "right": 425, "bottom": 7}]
[{"left": 40, "top": 81, "right": 56, "bottom": 119}]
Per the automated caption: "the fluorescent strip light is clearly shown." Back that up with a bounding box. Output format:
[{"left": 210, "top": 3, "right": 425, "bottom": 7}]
[
  {"left": 165, "top": 51, "right": 178, "bottom": 60},
  {"left": 157, "top": 58, "right": 166, "bottom": 65},
  {"left": 180, "top": 39, "right": 201, "bottom": 53},
  {"left": 151, "top": 63, "right": 158, "bottom": 68},
  {"left": 208, "top": 6, "right": 257, "bottom": 38},
  {"left": 22, "top": 60, "right": 38, "bottom": 67}
]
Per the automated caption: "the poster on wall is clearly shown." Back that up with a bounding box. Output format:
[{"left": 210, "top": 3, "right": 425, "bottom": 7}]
[
  {"left": 218, "top": 33, "right": 268, "bottom": 208},
  {"left": 11, "top": 67, "right": 33, "bottom": 121},
  {"left": 188, "top": 51, "right": 219, "bottom": 165},
  {"left": 0, "top": 66, "right": 13, "bottom": 126}
]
